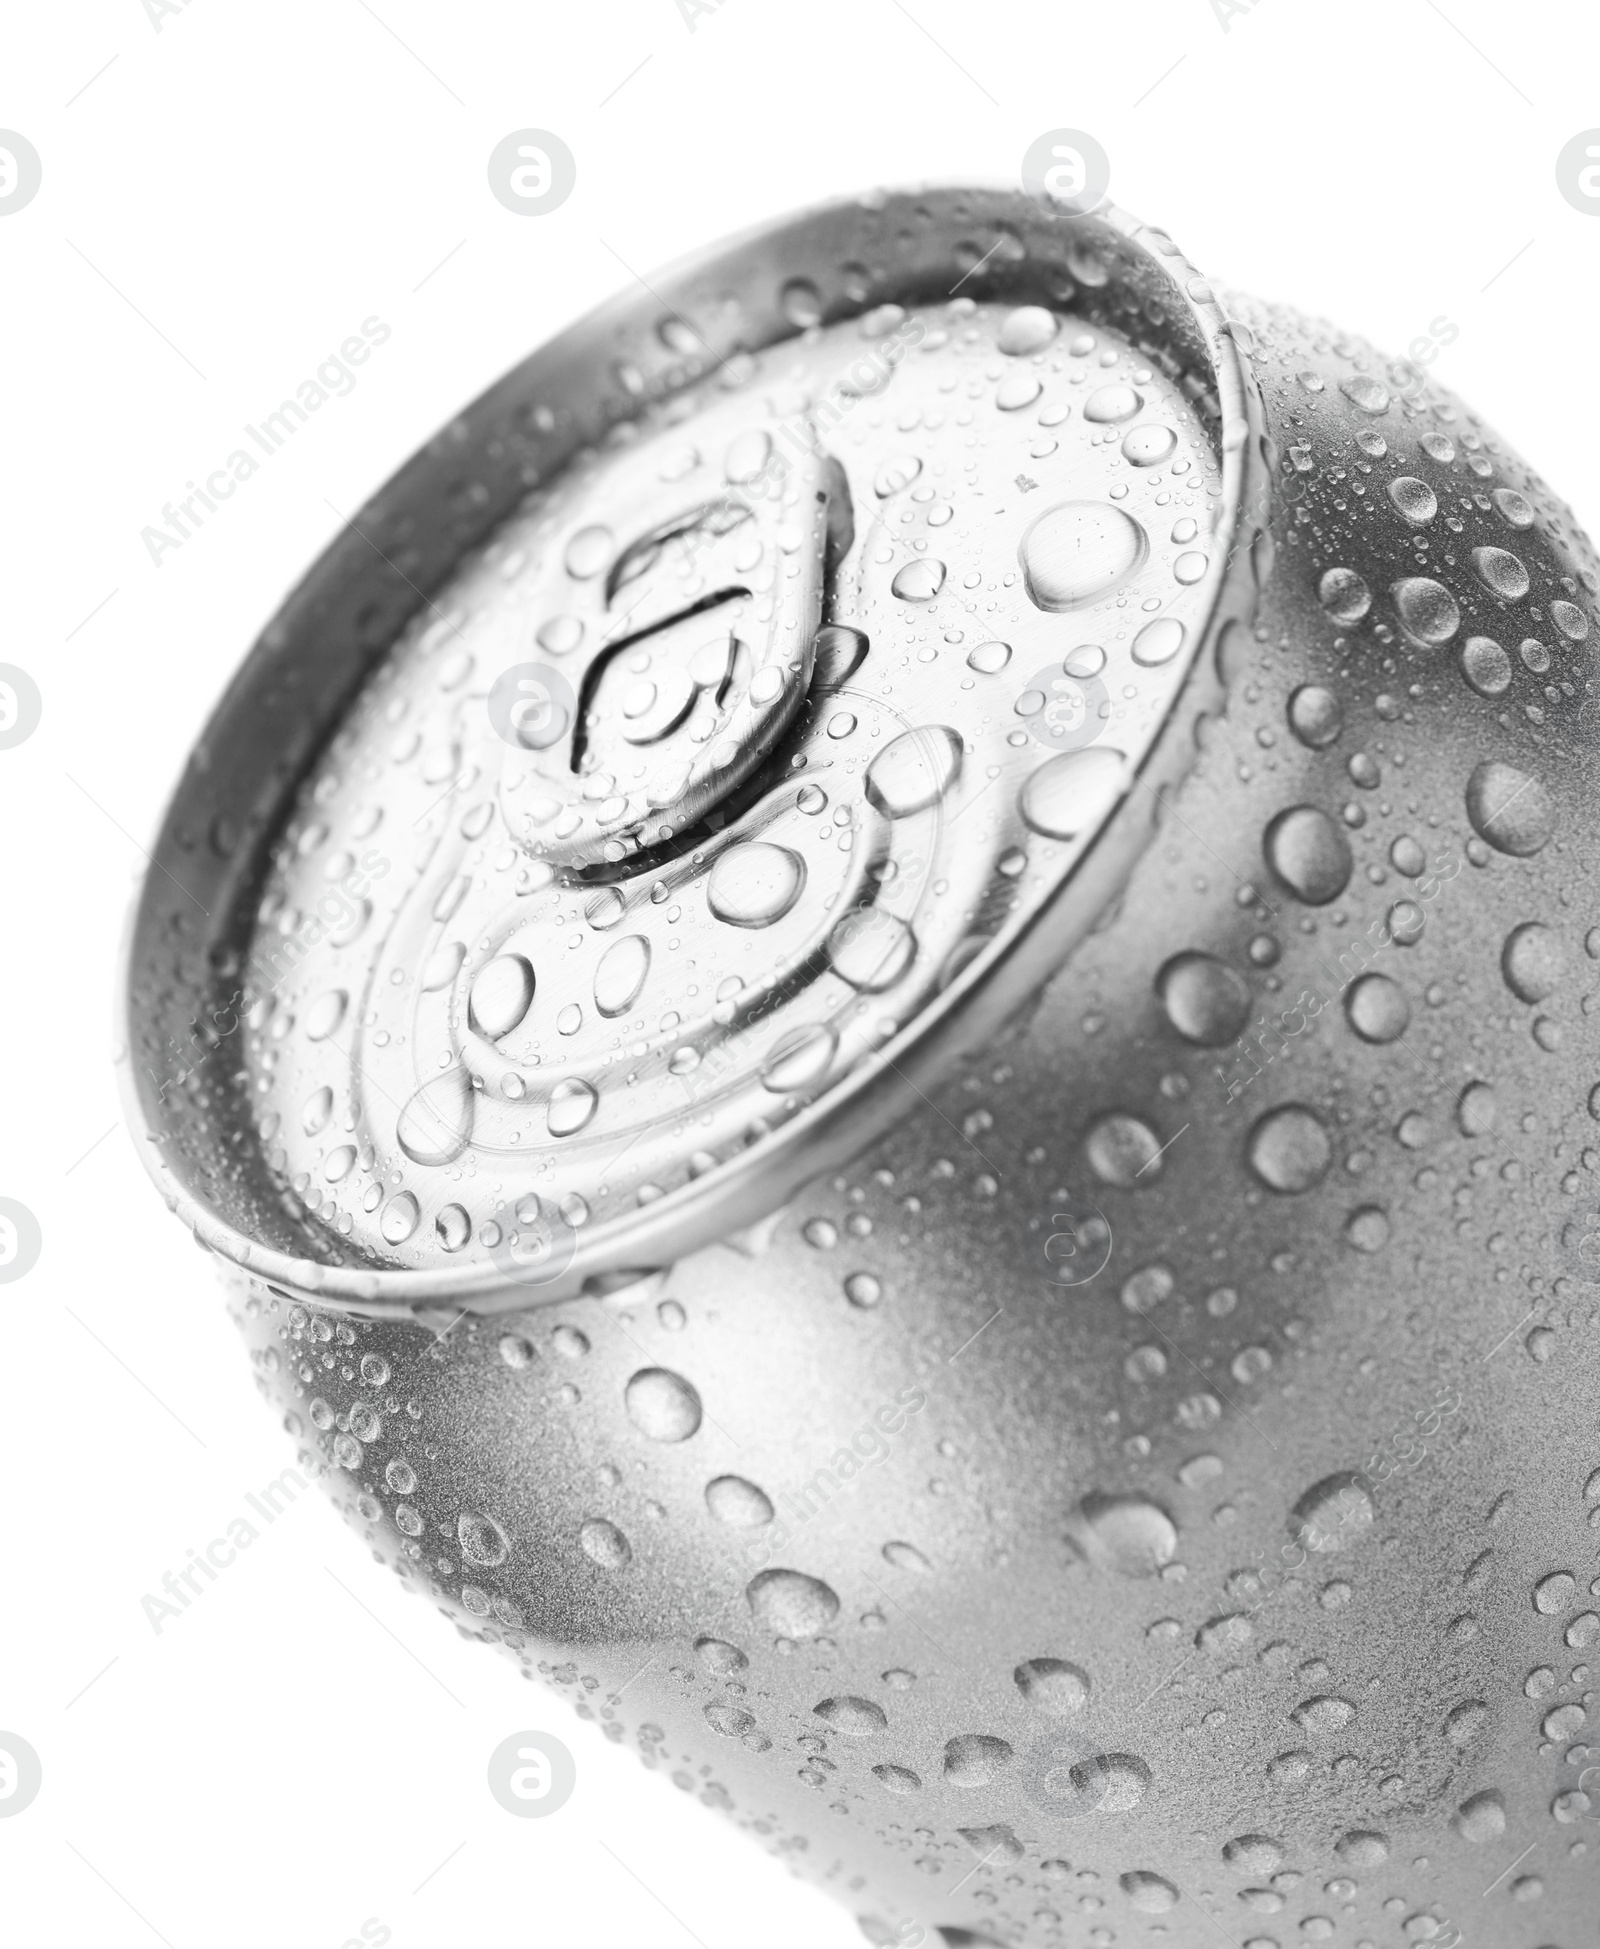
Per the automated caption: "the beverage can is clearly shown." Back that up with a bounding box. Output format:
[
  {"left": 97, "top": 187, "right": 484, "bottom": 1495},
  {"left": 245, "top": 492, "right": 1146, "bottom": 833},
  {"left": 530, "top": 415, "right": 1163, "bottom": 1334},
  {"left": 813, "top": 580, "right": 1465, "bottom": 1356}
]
[{"left": 121, "top": 186, "right": 1600, "bottom": 1945}]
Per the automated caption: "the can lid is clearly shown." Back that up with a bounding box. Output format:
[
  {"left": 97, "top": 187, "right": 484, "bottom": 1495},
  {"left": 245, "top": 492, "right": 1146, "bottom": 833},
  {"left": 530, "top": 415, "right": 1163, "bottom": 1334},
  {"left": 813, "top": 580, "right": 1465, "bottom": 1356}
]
[{"left": 119, "top": 187, "right": 1265, "bottom": 1315}]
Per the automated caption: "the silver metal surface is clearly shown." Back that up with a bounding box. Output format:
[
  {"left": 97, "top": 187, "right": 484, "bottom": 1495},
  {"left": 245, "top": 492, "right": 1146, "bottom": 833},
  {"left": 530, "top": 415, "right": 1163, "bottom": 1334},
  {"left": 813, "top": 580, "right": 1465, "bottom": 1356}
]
[{"left": 123, "top": 187, "right": 1600, "bottom": 1946}]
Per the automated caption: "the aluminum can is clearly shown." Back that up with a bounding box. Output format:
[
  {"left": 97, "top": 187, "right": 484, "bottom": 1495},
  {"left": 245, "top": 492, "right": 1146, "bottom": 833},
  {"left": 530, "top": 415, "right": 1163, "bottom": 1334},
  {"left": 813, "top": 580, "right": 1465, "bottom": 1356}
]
[{"left": 120, "top": 186, "right": 1600, "bottom": 1947}]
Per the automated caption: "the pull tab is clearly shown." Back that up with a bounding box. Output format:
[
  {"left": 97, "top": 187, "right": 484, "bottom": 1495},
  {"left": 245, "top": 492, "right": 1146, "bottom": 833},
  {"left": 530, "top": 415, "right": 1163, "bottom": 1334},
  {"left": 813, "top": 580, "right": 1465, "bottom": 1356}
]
[{"left": 490, "top": 410, "right": 853, "bottom": 869}]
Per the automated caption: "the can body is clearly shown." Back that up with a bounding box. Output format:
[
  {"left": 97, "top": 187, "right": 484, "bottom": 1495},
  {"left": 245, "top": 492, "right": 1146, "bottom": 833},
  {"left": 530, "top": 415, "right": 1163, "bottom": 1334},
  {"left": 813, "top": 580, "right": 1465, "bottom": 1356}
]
[{"left": 130, "top": 189, "right": 1600, "bottom": 1946}]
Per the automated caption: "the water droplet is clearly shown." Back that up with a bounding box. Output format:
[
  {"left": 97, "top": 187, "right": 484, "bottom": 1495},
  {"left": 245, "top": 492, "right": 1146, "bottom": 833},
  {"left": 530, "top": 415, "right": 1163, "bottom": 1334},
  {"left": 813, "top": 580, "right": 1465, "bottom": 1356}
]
[
  {"left": 1264, "top": 805, "right": 1352, "bottom": 904},
  {"left": 696, "top": 1636, "right": 748, "bottom": 1673},
  {"left": 873, "top": 454, "right": 922, "bottom": 497},
  {"left": 779, "top": 278, "right": 822, "bottom": 327},
  {"left": 1388, "top": 898, "right": 1426, "bottom": 947},
  {"left": 1445, "top": 1698, "right": 1487, "bottom": 1743},
  {"left": 704, "top": 1701, "right": 757, "bottom": 1738},
  {"left": 564, "top": 525, "right": 613, "bottom": 580},
  {"left": 624, "top": 1366, "right": 702, "bottom": 1442},
  {"left": 1466, "top": 760, "right": 1552, "bottom": 856},
  {"left": 1083, "top": 384, "right": 1143, "bottom": 424},
  {"left": 1339, "top": 375, "right": 1390, "bottom": 414},
  {"left": 547, "top": 1078, "right": 598, "bottom": 1138},
  {"left": 1120, "top": 1872, "right": 1178, "bottom": 1914},
  {"left": 844, "top": 1271, "right": 883, "bottom": 1309},
  {"left": 1345, "top": 973, "right": 1410, "bottom": 1043},
  {"left": 469, "top": 954, "right": 535, "bottom": 1040},
  {"left": 707, "top": 842, "right": 806, "bottom": 927},
  {"left": 810, "top": 624, "right": 868, "bottom": 687},
  {"left": 864, "top": 725, "right": 963, "bottom": 818},
  {"left": 579, "top": 1517, "right": 631, "bottom": 1568},
  {"left": 1069, "top": 1491, "right": 1177, "bottom": 1576},
  {"left": 873, "top": 1763, "right": 921, "bottom": 1793},
  {"left": 761, "top": 1023, "right": 837, "bottom": 1093},
  {"left": 1456, "top": 1081, "right": 1496, "bottom": 1136},
  {"left": 380, "top": 1192, "right": 420, "bottom": 1245},
  {"left": 1292, "top": 1695, "right": 1355, "bottom": 1736},
  {"left": 815, "top": 1696, "right": 888, "bottom": 1736},
  {"left": 1453, "top": 1791, "right": 1505, "bottom": 1844},
  {"left": 396, "top": 1067, "right": 475, "bottom": 1166},
  {"left": 1121, "top": 424, "right": 1178, "bottom": 468},
  {"left": 595, "top": 935, "right": 650, "bottom": 1016},
  {"left": 1158, "top": 952, "right": 1250, "bottom": 1046},
  {"left": 1019, "top": 502, "right": 1148, "bottom": 611},
  {"left": 890, "top": 559, "right": 946, "bottom": 602},
  {"left": 1335, "top": 1831, "right": 1389, "bottom": 1867},
  {"left": 943, "top": 1734, "right": 1013, "bottom": 1786},
  {"left": 1346, "top": 1205, "right": 1390, "bottom": 1253},
  {"left": 1085, "top": 1113, "right": 1164, "bottom": 1187},
  {"left": 1197, "top": 1612, "right": 1254, "bottom": 1653},
  {"left": 1020, "top": 746, "right": 1126, "bottom": 839},
  {"left": 1461, "top": 636, "right": 1512, "bottom": 696},
  {"left": 1014, "top": 1658, "right": 1090, "bottom": 1714},
  {"left": 1291, "top": 1473, "right": 1374, "bottom": 1553},
  {"left": 305, "top": 989, "right": 348, "bottom": 1040},
  {"left": 430, "top": 1200, "right": 467, "bottom": 1247},
  {"left": 747, "top": 1567, "right": 839, "bottom": 1639},
  {"left": 1224, "top": 1835, "right": 1283, "bottom": 1874},
  {"left": 706, "top": 1475, "right": 774, "bottom": 1527},
  {"left": 1318, "top": 567, "right": 1371, "bottom": 623},
  {"left": 1534, "top": 1570, "right": 1576, "bottom": 1614},
  {"left": 1392, "top": 577, "right": 1461, "bottom": 646},
  {"left": 1388, "top": 476, "right": 1438, "bottom": 525},
  {"left": 827, "top": 910, "right": 915, "bottom": 991},
  {"left": 1501, "top": 921, "right": 1563, "bottom": 1004},
  {"left": 533, "top": 613, "right": 584, "bottom": 659},
  {"left": 724, "top": 428, "right": 772, "bottom": 484},
  {"left": 458, "top": 1509, "right": 510, "bottom": 1566},
  {"left": 1247, "top": 1104, "right": 1332, "bottom": 1193},
  {"left": 1132, "top": 616, "right": 1186, "bottom": 666},
  {"left": 1472, "top": 546, "right": 1530, "bottom": 600},
  {"left": 966, "top": 640, "right": 1011, "bottom": 674},
  {"left": 1288, "top": 686, "right": 1343, "bottom": 748},
  {"left": 1064, "top": 1751, "right": 1150, "bottom": 1813},
  {"left": 997, "top": 305, "right": 1058, "bottom": 355},
  {"left": 302, "top": 1086, "right": 334, "bottom": 1136},
  {"left": 996, "top": 370, "right": 1042, "bottom": 411}
]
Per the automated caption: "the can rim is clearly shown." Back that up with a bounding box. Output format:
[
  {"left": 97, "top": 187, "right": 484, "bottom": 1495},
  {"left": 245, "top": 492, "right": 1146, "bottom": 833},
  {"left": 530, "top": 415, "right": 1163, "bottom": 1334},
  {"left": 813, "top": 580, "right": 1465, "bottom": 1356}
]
[{"left": 116, "top": 183, "right": 1271, "bottom": 1317}]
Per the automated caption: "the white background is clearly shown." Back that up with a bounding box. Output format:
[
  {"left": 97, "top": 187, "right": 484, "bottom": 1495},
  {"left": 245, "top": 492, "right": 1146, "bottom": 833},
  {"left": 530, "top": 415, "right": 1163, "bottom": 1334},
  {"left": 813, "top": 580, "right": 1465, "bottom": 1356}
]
[{"left": 3, "top": 1, "right": 1597, "bottom": 1944}]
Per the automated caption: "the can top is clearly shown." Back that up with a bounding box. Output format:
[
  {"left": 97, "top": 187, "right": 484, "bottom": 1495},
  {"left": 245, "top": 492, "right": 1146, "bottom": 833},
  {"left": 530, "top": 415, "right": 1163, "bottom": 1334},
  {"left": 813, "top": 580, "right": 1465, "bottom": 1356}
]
[{"left": 119, "top": 187, "right": 1264, "bottom": 1314}]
